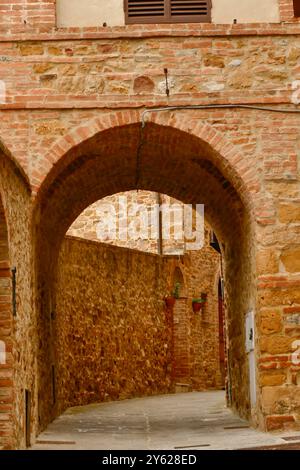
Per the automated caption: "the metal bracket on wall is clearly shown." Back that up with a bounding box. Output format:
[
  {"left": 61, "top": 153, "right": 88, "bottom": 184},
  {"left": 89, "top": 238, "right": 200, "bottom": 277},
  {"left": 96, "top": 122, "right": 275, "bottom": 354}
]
[{"left": 11, "top": 267, "right": 17, "bottom": 317}]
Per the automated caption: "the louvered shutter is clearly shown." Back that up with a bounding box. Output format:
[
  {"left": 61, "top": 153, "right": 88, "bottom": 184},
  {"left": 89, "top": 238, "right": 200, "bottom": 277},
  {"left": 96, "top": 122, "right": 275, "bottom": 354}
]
[{"left": 125, "top": 0, "right": 211, "bottom": 24}]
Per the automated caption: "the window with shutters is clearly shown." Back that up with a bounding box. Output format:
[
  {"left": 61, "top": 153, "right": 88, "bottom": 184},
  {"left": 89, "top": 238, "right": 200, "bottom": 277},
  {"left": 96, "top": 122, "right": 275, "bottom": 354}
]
[
  {"left": 294, "top": 0, "right": 300, "bottom": 17},
  {"left": 125, "top": 0, "right": 212, "bottom": 24}
]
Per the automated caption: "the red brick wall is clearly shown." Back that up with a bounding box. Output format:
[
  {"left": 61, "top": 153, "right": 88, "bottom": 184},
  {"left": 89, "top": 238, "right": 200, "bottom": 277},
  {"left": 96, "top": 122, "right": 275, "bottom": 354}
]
[
  {"left": 279, "top": 0, "right": 300, "bottom": 21},
  {"left": 172, "top": 299, "right": 191, "bottom": 383}
]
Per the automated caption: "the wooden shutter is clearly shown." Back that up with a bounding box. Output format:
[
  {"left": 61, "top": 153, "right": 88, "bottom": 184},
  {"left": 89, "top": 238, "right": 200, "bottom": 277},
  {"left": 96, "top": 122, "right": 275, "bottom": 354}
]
[
  {"left": 294, "top": 0, "right": 300, "bottom": 17},
  {"left": 126, "top": 0, "right": 166, "bottom": 23},
  {"left": 125, "top": 0, "right": 211, "bottom": 24}
]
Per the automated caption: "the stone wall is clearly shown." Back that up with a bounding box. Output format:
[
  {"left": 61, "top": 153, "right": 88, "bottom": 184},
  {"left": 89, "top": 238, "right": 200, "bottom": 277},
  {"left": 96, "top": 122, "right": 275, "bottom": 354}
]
[
  {"left": 51, "top": 233, "right": 222, "bottom": 416},
  {"left": 68, "top": 191, "right": 195, "bottom": 255},
  {"left": 0, "top": 193, "right": 12, "bottom": 450},
  {"left": 0, "top": 33, "right": 300, "bottom": 129},
  {"left": 54, "top": 236, "right": 172, "bottom": 413},
  {"left": 187, "top": 249, "right": 223, "bottom": 390}
]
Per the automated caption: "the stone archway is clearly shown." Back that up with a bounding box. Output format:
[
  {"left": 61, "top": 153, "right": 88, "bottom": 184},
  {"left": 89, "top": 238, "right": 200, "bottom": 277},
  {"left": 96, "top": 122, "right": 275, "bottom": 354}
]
[{"left": 33, "top": 115, "right": 258, "bottom": 433}]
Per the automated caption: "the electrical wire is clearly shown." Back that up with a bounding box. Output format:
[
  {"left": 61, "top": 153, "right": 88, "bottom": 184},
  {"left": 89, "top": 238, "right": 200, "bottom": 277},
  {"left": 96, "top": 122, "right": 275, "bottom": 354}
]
[{"left": 141, "top": 103, "right": 300, "bottom": 127}]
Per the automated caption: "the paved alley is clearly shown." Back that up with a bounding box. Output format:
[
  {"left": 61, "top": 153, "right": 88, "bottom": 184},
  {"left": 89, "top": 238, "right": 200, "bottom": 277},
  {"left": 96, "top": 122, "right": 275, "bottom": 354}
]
[{"left": 32, "top": 391, "right": 300, "bottom": 450}]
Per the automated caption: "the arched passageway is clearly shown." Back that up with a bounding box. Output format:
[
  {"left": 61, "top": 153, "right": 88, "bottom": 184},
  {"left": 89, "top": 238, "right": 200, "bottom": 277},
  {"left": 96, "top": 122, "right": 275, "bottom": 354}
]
[{"left": 34, "top": 118, "right": 257, "bottom": 432}]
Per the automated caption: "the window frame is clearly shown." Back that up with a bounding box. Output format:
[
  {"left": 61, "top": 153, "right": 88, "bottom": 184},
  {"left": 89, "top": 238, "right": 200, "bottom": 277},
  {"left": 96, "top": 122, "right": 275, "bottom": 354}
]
[
  {"left": 124, "top": 0, "right": 212, "bottom": 25},
  {"left": 294, "top": 0, "right": 300, "bottom": 17}
]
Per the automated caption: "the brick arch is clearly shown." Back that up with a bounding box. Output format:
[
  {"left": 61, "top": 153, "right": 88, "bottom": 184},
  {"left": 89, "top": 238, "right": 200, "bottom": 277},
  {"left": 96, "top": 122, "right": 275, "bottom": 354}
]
[
  {"left": 36, "top": 110, "right": 258, "bottom": 212},
  {"left": 279, "top": 0, "right": 299, "bottom": 22},
  {"left": 34, "top": 113, "right": 258, "bottom": 431}
]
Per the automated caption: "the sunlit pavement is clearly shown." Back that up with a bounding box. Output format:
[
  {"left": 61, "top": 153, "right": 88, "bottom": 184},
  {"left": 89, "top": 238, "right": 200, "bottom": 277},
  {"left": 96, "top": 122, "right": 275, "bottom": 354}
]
[{"left": 32, "top": 391, "right": 300, "bottom": 450}]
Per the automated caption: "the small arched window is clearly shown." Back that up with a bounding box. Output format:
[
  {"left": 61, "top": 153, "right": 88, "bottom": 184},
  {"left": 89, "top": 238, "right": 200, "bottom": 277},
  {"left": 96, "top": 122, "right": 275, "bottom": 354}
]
[{"left": 173, "top": 266, "right": 186, "bottom": 298}]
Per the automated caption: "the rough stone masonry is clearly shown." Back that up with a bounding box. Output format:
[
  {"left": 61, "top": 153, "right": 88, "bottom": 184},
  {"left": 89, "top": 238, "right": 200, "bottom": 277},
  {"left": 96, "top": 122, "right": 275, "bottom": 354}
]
[{"left": 0, "top": 0, "right": 299, "bottom": 449}]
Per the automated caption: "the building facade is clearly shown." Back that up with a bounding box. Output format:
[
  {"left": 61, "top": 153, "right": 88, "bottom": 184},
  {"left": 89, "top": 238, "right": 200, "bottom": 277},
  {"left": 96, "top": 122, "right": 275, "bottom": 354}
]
[{"left": 0, "top": 0, "right": 299, "bottom": 449}]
